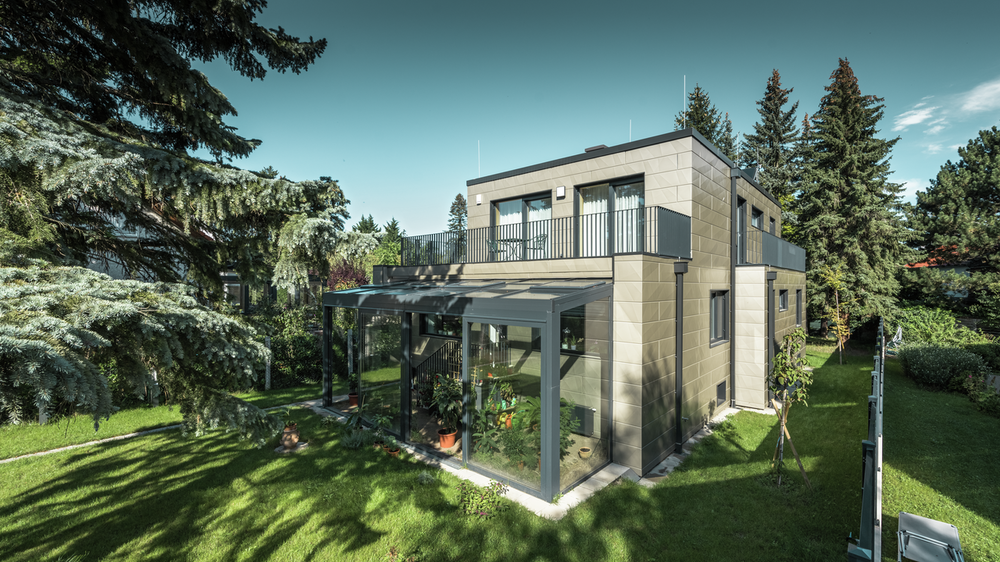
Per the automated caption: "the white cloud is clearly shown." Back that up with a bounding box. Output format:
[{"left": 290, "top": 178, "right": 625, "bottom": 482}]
[
  {"left": 926, "top": 143, "right": 943, "bottom": 154},
  {"left": 893, "top": 105, "right": 940, "bottom": 131},
  {"left": 959, "top": 76, "right": 1000, "bottom": 113},
  {"left": 925, "top": 124, "right": 946, "bottom": 135}
]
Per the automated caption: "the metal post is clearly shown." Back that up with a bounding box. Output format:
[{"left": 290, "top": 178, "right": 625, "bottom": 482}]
[
  {"left": 541, "top": 310, "right": 560, "bottom": 501},
  {"left": 150, "top": 369, "right": 160, "bottom": 407},
  {"left": 401, "top": 313, "right": 411, "bottom": 442},
  {"left": 674, "top": 261, "right": 688, "bottom": 451},
  {"left": 321, "top": 306, "right": 332, "bottom": 406},
  {"left": 265, "top": 335, "right": 272, "bottom": 391}
]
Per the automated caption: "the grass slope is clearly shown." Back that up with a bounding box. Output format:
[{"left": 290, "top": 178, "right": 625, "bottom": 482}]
[{"left": 0, "top": 383, "right": 338, "bottom": 460}]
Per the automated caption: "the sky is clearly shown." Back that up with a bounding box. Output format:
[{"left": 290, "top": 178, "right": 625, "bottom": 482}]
[{"left": 193, "top": 0, "right": 1000, "bottom": 236}]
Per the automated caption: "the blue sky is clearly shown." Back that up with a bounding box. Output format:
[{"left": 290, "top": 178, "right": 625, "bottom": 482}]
[{"left": 194, "top": 0, "right": 1000, "bottom": 236}]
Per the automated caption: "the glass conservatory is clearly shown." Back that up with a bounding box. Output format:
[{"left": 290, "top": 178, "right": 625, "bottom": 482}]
[{"left": 321, "top": 279, "right": 612, "bottom": 501}]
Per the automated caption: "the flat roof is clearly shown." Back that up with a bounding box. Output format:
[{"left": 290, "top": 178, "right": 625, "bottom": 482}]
[
  {"left": 467, "top": 128, "right": 779, "bottom": 207},
  {"left": 323, "top": 278, "right": 613, "bottom": 323}
]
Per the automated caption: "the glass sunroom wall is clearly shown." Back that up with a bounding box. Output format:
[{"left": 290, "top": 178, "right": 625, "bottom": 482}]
[
  {"left": 359, "top": 311, "right": 403, "bottom": 436},
  {"left": 329, "top": 307, "right": 358, "bottom": 404},
  {"left": 559, "top": 297, "right": 611, "bottom": 490},
  {"left": 409, "top": 313, "right": 461, "bottom": 453},
  {"left": 468, "top": 321, "right": 543, "bottom": 492}
]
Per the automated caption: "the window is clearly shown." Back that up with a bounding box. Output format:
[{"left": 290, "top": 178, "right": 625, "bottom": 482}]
[
  {"left": 717, "top": 381, "right": 727, "bottom": 406},
  {"left": 751, "top": 207, "right": 763, "bottom": 229},
  {"left": 796, "top": 289, "right": 802, "bottom": 326},
  {"left": 779, "top": 290, "right": 788, "bottom": 311},
  {"left": 769, "top": 217, "right": 776, "bottom": 235},
  {"left": 710, "top": 290, "right": 728, "bottom": 344},
  {"left": 492, "top": 194, "right": 551, "bottom": 260},
  {"left": 578, "top": 177, "right": 644, "bottom": 256},
  {"left": 422, "top": 314, "right": 462, "bottom": 337},
  {"left": 736, "top": 198, "right": 746, "bottom": 264}
]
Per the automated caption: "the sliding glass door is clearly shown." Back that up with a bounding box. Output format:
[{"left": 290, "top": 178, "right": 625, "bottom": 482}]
[
  {"left": 493, "top": 196, "right": 551, "bottom": 261},
  {"left": 578, "top": 179, "right": 644, "bottom": 257}
]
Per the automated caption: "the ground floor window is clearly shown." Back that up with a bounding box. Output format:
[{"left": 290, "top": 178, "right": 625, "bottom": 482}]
[{"left": 710, "top": 290, "right": 728, "bottom": 344}]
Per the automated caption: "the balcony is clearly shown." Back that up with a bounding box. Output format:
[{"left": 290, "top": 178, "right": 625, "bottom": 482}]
[
  {"left": 401, "top": 206, "right": 692, "bottom": 266},
  {"left": 743, "top": 229, "right": 806, "bottom": 272}
]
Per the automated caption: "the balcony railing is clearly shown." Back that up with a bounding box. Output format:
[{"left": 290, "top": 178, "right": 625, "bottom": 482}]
[
  {"left": 742, "top": 229, "right": 806, "bottom": 272},
  {"left": 401, "top": 206, "right": 692, "bottom": 266}
]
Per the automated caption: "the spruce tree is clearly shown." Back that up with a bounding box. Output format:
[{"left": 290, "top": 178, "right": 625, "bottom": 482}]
[
  {"left": 353, "top": 215, "right": 381, "bottom": 234},
  {"left": 793, "top": 59, "right": 909, "bottom": 326},
  {"left": 448, "top": 194, "right": 468, "bottom": 232},
  {"left": 674, "top": 85, "right": 736, "bottom": 160},
  {"left": 741, "top": 69, "right": 801, "bottom": 223}
]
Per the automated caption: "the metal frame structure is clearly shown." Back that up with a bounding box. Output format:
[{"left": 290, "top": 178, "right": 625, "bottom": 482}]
[{"left": 322, "top": 279, "right": 614, "bottom": 502}]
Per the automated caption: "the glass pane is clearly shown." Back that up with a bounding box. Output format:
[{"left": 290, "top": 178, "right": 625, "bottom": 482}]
[
  {"left": 614, "top": 183, "right": 644, "bottom": 253},
  {"left": 559, "top": 299, "right": 611, "bottom": 489},
  {"left": 359, "top": 312, "right": 402, "bottom": 436},
  {"left": 410, "top": 313, "right": 462, "bottom": 454},
  {"left": 469, "top": 321, "right": 543, "bottom": 492},
  {"left": 579, "top": 185, "right": 609, "bottom": 257},
  {"left": 525, "top": 198, "right": 551, "bottom": 260},
  {"left": 495, "top": 200, "right": 522, "bottom": 262}
]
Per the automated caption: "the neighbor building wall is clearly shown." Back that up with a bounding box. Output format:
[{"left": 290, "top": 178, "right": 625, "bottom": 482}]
[{"left": 772, "top": 268, "right": 806, "bottom": 345}]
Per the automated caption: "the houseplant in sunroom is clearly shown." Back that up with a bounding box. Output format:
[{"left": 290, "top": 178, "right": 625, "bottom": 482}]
[{"left": 433, "top": 375, "right": 463, "bottom": 449}]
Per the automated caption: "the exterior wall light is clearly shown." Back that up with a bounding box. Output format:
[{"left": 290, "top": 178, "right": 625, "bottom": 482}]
[
  {"left": 556, "top": 186, "right": 565, "bottom": 199},
  {"left": 476, "top": 194, "right": 482, "bottom": 205}
]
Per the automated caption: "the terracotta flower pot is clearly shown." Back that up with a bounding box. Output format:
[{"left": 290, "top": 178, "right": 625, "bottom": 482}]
[
  {"left": 579, "top": 447, "right": 592, "bottom": 459},
  {"left": 388, "top": 448, "right": 400, "bottom": 458},
  {"left": 281, "top": 424, "right": 300, "bottom": 450},
  {"left": 348, "top": 393, "right": 359, "bottom": 407},
  {"left": 505, "top": 417, "right": 513, "bottom": 429},
  {"left": 438, "top": 427, "right": 458, "bottom": 449}
]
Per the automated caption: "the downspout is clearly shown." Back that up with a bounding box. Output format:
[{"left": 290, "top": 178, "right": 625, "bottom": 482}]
[
  {"left": 767, "top": 271, "right": 777, "bottom": 377},
  {"left": 674, "top": 261, "right": 688, "bottom": 452},
  {"left": 730, "top": 167, "right": 740, "bottom": 408}
]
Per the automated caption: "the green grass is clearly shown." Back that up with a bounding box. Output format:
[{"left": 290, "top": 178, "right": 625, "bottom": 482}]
[
  {"left": 0, "top": 383, "right": 339, "bottom": 461},
  {"left": 0, "top": 346, "right": 995, "bottom": 561},
  {"left": 881, "top": 356, "right": 1000, "bottom": 561}
]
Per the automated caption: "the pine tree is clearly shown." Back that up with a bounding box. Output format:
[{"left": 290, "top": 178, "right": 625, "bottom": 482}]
[
  {"left": 793, "top": 59, "right": 910, "bottom": 326},
  {"left": 448, "top": 194, "right": 468, "bottom": 232},
  {"left": 383, "top": 218, "right": 405, "bottom": 246},
  {"left": 741, "top": 69, "right": 801, "bottom": 224},
  {"left": 908, "top": 127, "right": 1000, "bottom": 273},
  {"left": 674, "top": 85, "right": 736, "bottom": 160}
]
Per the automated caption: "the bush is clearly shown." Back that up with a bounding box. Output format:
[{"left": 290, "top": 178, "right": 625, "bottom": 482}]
[
  {"left": 898, "top": 344, "right": 991, "bottom": 389},
  {"left": 455, "top": 480, "right": 509, "bottom": 520},
  {"left": 249, "top": 304, "right": 323, "bottom": 390},
  {"left": 964, "top": 342, "right": 1000, "bottom": 372},
  {"left": 960, "top": 369, "right": 1000, "bottom": 418},
  {"left": 886, "top": 305, "right": 989, "bottom": 346},
  {"left": 340, "top": 428, "right": 373, "bottom": 449}
]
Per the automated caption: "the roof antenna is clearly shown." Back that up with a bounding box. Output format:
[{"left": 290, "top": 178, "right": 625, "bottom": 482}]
[
  {"left": 683, "top": 75, "right": 686, "bottom": 129},
  {"left": 478, "top": 140, "right": 481, "bottom": 178}
]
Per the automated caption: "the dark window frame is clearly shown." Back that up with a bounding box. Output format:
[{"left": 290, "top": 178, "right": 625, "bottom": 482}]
[
  {"left": 710, "top": 290, "right": 729, "bottom": 346},
  {"left": 779, "top": 289, "right": 788, "bottom": 312},
  {"left": 751, "top": 207, "right": 763, "bottom": 230}
]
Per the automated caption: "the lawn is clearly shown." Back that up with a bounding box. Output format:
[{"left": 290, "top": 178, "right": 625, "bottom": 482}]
[
  {"left": 0, "top": 344, "right": 995, "bottom": 561},
  {"left": 0, "top": 382, "right": 340, "bottom": 461}
]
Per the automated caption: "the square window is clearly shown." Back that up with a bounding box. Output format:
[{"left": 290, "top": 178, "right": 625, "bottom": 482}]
[
  {"left": 779, "top": 290, "right": 788, "bottom": 312},
  {"left": 710, "top": 290, "right": 728, "bottom": 344},
  {"left": 421, "top": 314, "right": 462, "bottom": 337}
]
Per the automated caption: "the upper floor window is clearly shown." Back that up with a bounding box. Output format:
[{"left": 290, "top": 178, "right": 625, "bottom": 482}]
[
  {"left": 751, "top": 207, "right": 763, "bottom": 229},
  {"left": 769, "top": 217, "right": 776, "bottom": 235},
  {"left": 578, "top": 177, "right": 644, "bottom": 256},
  {"left": 779, "top": 289, "right": 788, "bottom": 311},
  {"left": 710, "top": 290, "right": 729, "bottom": 345},
  {"left": 492, "top": 194, "right": 551, "bottom": 260},
  {"left": 422, "top": 314, "right": 462, "bottom": 338}
]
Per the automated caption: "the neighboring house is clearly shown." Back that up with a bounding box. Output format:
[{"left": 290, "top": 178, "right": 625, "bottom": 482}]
[{"left": 321, "top": 128, "right": 806, "bottom": 502}]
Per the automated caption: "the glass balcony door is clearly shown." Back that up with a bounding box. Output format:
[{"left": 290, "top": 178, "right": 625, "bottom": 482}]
[
  {"left": 578, "top": 180, "right": 644, "bottom": 257},
  {"left": 493, "top": 196, "right": 551, "bottom": 261}
]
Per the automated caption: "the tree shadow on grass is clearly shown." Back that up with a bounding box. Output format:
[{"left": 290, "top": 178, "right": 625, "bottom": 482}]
[{"left": 0, "top": 411, "right": 456, "bottom": 561}]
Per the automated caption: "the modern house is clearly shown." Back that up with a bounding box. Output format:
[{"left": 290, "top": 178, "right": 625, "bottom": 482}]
[{"left": 321, "top": 128, "right": 806, "bottom": 502}]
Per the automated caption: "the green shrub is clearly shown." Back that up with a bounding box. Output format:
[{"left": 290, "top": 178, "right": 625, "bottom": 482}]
[
  {"left": 340, "top": 428, "right": 373, "bottom": 449},
  {"left": 886, "top": 305, "right": 989, "bottom": 346},
  {"left": 964, "top": 342, "right": 1000, "bottom": 372},
  {"left": 249, "top": 304, "right": 323, "bottom": 390},
  {"left": 455, "top": 479, "right": 509, "bottom": 520},
  {"left": 961, "top": 370, "right": 1000, "bottom": 418},
  {"left": 898, "top": 344, "right": 991, "bottom": 389}
]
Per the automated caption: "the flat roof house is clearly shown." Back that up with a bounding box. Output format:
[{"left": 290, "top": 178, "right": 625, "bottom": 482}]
[{"left": 321, "top": 128, "right": 806, "bottom": 502}]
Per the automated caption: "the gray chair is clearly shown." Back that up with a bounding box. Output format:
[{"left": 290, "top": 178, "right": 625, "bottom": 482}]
[{"left": 897, "top": 511, "right": 964, "bottom": 562}]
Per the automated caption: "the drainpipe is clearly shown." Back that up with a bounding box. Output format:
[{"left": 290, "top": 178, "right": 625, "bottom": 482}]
[
  {"left": 674, "top": 261, "right": 688, "bottom": 451},
  {"left": 730, "top": 167, "right": 740, "bottom": 408},
  {"left": 767, "top": 271, "right": 777, "bottom": 377}
]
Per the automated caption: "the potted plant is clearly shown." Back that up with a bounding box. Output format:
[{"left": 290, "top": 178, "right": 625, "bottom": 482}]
[
  {"left": 384, "top": 435, "right": 401, "bottom": 457},
  {"left": 348, "top": 373, "right": 359, "bottom": 407},
  {"left": 433, "top": 376, "right": 463, "bottom": 449},
  {"left": 280, "top": 408, "right": 300, "bottom": 450},
  {"left": 499, "top": 428, "right": 534, "bottom": 470}
]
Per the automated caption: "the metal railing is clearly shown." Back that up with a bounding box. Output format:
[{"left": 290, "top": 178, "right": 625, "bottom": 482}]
[
  {"left": 413, "top": 338, "right": 462, "bottom": 388},
  {"left": 742, "top": 229, "right": 807, "bottom": 272},
  {"left": 401, "top": 206, "right": 692, "bottom": 266},
  {"left": 848, "top": 318, "right": 885, "bottom": 561}
]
